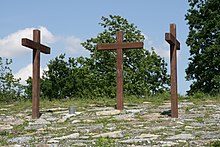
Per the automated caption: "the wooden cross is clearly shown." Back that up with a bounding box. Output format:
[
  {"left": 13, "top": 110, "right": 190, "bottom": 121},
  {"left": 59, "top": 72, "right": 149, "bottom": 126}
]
[
  {"left": 22, "top": 30, "right": 51, "bottom": 119},
  {"left": 165, "top": 24, "right": 180, "bottom": 118},
  {"left": 96, "top": 31, "right": 143, "bottom": 110}
]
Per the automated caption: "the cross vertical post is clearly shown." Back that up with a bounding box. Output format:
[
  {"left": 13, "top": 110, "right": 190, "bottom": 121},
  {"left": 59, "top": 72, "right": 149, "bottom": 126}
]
[
  {"left": 165, "top": 24, "right": 180, "bottom": 118},
  {"left": 32, "top": 30, "right": 40, "bottom": 119},
  {"left": 22, "top": 29, "right": 51, "bottom": 119},
  {"left": 96, "top": 31, "right": 144, "bottom": 110},
  {"left": 116, "top": 32, "right": 124, "bottom": 110}
]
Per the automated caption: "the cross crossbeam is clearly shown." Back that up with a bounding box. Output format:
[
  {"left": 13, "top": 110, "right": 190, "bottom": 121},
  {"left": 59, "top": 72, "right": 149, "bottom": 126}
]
[
  {"left": 165, "top": 24, "right": 180, "bottom": 118},
  {"left": 22, "top": 38, "right": 50, "bottom": 54},
  {"left": 97, "top": 42, "right": 143, "bottom": 50},
  {"left": 21, "top": 29, "right": 51, "bottom": 119},
  {"left": 165, "top": 33, "right": 180, "bottom": 50},
  {"left": 96, "top": 31, "right": 143, "bottom": 110}
]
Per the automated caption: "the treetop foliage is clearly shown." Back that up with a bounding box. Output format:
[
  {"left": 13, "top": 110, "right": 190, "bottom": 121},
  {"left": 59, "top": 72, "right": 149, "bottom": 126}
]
[
  {"left": 2, "top": 15, "right": 170, "bottom": 101},
  {"left": 37, "top": 15, "right": 169, "bottom": 100},
  {"left": 0, "top": 57, "right": 24, "bottom": 102},
  {"left": 185, "top": 0, "right": 220, "bottom": 95}
]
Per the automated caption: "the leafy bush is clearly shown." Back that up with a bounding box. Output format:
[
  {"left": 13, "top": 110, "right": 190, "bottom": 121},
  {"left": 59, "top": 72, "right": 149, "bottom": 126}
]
[
  {"left": 0, "top": 57, "right": 24, "bottom": 102},
  {"left": 185, "top": 0, "right": 220, "bottom": 95},
  {"left": 80, "top": 15, "right": 169, "bottom": 98},
  {"left": 26, "top": 15, "right": 170, "bottom": 100},
  {"left": 211, "top": 140, "right": 220, "bottom": 147},
  {"left": 94, "top": 137, "right": 116, "bottom": 147}
]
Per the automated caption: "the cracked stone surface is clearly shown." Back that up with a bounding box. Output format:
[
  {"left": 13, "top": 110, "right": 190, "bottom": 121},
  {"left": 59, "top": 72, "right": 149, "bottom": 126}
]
[{"left": 0, "top": 99, "right": 220, "bottom": 146}]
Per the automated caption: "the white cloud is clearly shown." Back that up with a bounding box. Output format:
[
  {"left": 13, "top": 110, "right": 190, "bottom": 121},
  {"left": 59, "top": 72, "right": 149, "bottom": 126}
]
[
  {"left": 154, "top": 43, "right": 170, "bottom": 59},
  {"left": 14, "top": 64, "right": 48, "bottom": 85},
  {"left": 142, "top": 33, "right": 153, "bottom": 47},
  {"left": 142, "top": 33, "right": 171, "bottom": 59},
  {"left": 0, "top": 26, "right": 89, "bottom": 58},
  {"left": 39, "top": 27, "right": 55, "bottom": 44},
  {"left": 60, "top": 36, "right": 90, "bottom": 57},
  {"left": 2, "top": 26, "right": 90, "bottom": 85},
  {"left": 0, "top": 27, "right": 55, "bottom": 58}
]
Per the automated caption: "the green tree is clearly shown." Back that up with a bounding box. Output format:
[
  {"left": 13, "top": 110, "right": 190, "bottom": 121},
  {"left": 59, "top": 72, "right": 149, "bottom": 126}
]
[
  {"left": 41, "top": 54, "right": 77, "bottom": 100},
  {"left": 185, "top": 0, "right": 220, "bottom": 95},
  {"left": 0, "top": 57, "right": 24, "bottom": 101},
  {"left": 26, "top": 54, "right": 93, "bottom": 100},
  {"left": 38, "top": 15, "right": 169, "bottom": 99},
  {"left": 81, "top": 15, "right": 169, "bottom": 97}
]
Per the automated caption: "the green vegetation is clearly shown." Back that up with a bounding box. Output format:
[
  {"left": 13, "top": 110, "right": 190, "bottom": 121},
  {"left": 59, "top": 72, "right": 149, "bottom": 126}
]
[
  {"left": 1, "top": 4, "right": 220, "bottom": 102},
  {"left": 186, "top": 92, "right": 220, "bottom": 105},
  {"left": 0, "top": 93, "right": 170, "bottom": 114},
  {"left": 1, "top": 4, "right": 220, "bottom": 146},
  {"left": 0, "top": 57, "right": 24, "bottom": 102},
  {"left": 2, "top": 91, "right": 219, "bottom": 115},
  {"left": 94, "top": 137, "right": 116, "bottom": 147},
  {"left": 185, "top": 0, "right": 220, "bottom": 95},
  {"left": 0, "top": 94, "right": 220, "bottom": 146},
  {"left": 81, "top": 15, "right": 169, "bottom": 97},
  {"left": 211, "top": 140, "right": 220, "bottom": 147},
  {"left": 25, "top": 15, "right": 169, "bottom": 100},
  {"left": 195, "top": 117, "right": 204, "bottom": 123}
]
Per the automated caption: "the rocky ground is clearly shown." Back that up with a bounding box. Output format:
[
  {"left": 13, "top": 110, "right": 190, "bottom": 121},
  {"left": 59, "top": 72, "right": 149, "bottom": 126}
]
[{"left": 0, "top": 99, "right": 220, "bottom": 146}]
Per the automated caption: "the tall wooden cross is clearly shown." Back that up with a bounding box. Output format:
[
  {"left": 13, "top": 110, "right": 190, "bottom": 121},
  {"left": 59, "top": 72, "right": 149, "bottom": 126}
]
[
  {"left": 165, "top": 24, "right": 180, "bottom": 118},
  {"left": 22, "top": 30, "right": 51, "bottom": 119},
  {"left": 96, "top": 31, "right": 143, "bottom": 110}
]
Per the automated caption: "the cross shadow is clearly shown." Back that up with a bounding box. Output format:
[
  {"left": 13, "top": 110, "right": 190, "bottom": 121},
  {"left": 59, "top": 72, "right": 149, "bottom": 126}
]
[
  {"left": 27, "top": 112, "right": 43, "bottom": 118},
  {"left": 160, "top": 110, "right": 171, "bottom": 117}
]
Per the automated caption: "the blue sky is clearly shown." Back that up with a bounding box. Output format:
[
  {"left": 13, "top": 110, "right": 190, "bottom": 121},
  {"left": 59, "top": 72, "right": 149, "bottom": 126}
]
[{"left": 0, "top": 0, "right": 191, "bottom": 95}]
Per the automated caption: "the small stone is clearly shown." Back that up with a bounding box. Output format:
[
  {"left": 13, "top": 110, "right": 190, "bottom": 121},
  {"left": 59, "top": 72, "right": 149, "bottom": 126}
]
[
  {"left": 143, "top": 102, "right": 151, "bottom": 104},
  {"left": 0, "top": 124, "right": 13, "bottom": 130},
  {"left": 44, "top": 116, "right": 58, "bottom": 122},
  {"left": 141, "top": 113, "right": 161, "bottom": 121},
  {"left": 114, "top": 113, "right": 135, "bottom": 121},
  {"left": 93, "top": 131, "right": 123, "bottom": 138},
  {"left": 72, "top": 143, "right": 87, "bottom": 147},
  {"left": 185, "top": 126, "right": 194, "bottom": 130},
  {"left": 80, "top": 136, "right": 90, "bottom": 139},
  {"left": 47, "top": 139, "right": 59, "bottom": 143},
  {"left": 53, "top": 133, "right": 80, "bottom": 140},
  {"left": 137, "top": 134, "right": 159, "bottom": 139},
  {"left": 30, "top": 118, "right": 51, "bottom": 125},
  {"left": 57, "top": 118, "right": 67, "bottom": 123},
  {"left": 159, "top": 102, "right": 171, "bottom": 108},
  {"left": 58, "top": 114, "right": 75, "bottom": 123},
  {"left": 126, "top": 109, "right": 142, "bottom": 113},
  {"left": 119, "top": 139, "right": 150, "bottom": 144},
  {"left": 89, "top": 107, "right": 114, "bottom": 112},
  {"left": 184, "top": 119, "right": 195, "bottom": 122},
  {"left": 187, "top": 113, "right": 205, "bottom": 118},
  {"left": 36, "top": 144, "right": 51, "bottom": 147},
  {"left": 167, "top": 133, "right": 195, "bottom": 140},
  {"left": 82, "top": 119, "right": 95, "bottom": 123},
  {"left": 96, "top": 110, "right": 121, "bottom": 116},
  {"left": 25, "top": 124, "right": 46, "bottom": 130},
  {"left": 200, "top": 131, "right": 220, "bottom": 139},
  {"left": 72, "top": 120, "right": 81, "bottom": 123},
  {"left": 191, "top": 122, "right": 206, "bottom": 128},
  {"left": 145, "top": 126, "right": 166, "bottom": 131},
  {"left": 205, "top": 104, "right": 217, "bottom": 107},
  {"left": 8, "top": 136, "right": 32, "bottom": 143},
  {"left": 47, "top": 107, "right": 67, "bottom": 112},
  {"left": 176, "top": 121, "right": 184, "bottom": 125},
  {"left": 158, "top": 141, "right": 179, "bottom": 147},
  {"left": 58, "top": 112, "right": 81, "bottom": 123},
  {"left": 6, "top": 145, "right": 22, "bottom": 147},
  {"left": 212, "top": 114, "right": 220, "bottom": 118}
]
